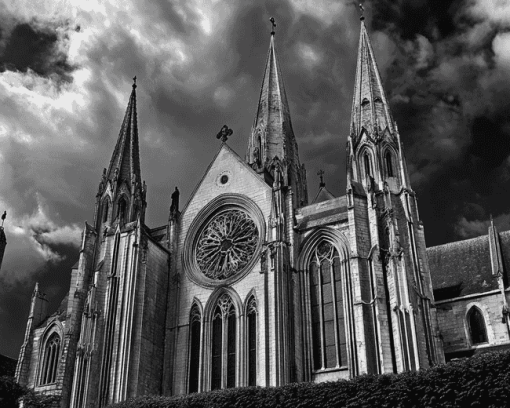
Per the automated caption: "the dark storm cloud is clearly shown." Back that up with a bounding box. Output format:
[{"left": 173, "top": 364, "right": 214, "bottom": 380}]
[
  {"left": 364, "top": 0, "right": 510, "bottom": 244},
  {"left": 0, "top": 19, "right": 75, "bottom": 83},
  {"left": 3, "top": 0, "right": 508, "bottom": 358}
]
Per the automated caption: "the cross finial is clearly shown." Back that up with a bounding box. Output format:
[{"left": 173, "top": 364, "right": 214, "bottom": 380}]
[
  {"left": 270, "top": 17, "right": 276, "bottom": 35},
  {"left": 1, "top": 210, "right": 6, "bottom": 227},
  {"left": 216, "top": 125, "right": 233, "bottom": 143},
  {"left": 359, "top": 3, "right": 365, "bottom": 20},
  {"left": 317, "top": 169, "right": 325, "bottom": 187},
  {"left": 132, "top": 76, "right": 137, "bottom": 89}
]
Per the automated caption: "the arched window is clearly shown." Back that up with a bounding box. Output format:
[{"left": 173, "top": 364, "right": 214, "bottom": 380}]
[
  {"left": 211, "top": 294, "right": 236, "bottom": 390},
  {"left": 247, "top": 296, "right": 257, "bottom": 386},
  {"left": 468, "top": 307, "right": 488, "bottom": 345},
  {"left": 363, "top": 152, "right": 372, "bottom": 179},
  {"left": 40, "top": 333, "right": 61, "bottom": 385},
  {"left": 117, "top": 197, "right": 127, "bottom": 222},
  {"left": 309, "top": 241, "right": 347, "bottom": 370},
  {"left": 385, "top": 151, "right": 394, "bottom": 178},
  {"left": 188, "top": 304, "right": 201, "bottom": 393},
  {"left": 102, "top": 200, "right": 110, "bottom": 223}
]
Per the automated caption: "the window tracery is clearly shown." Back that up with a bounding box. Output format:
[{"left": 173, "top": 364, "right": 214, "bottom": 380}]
[
  {"left": 211, "top": 294, "right": 236, "bottom": 390},
  {"left": 196, "top": 210, "right": 258, "bottom": 280},
  {"left": 247, "top": 296, "right": 257, "bottom": 386},
  {"left": 188, "top": 304, "right": 201, "bottom": 393},
  {"left": 309, "top": 241, "right": 347, "bottom": 370},
  {"left": 40, "top": 332, "right": 61, "bottom": 385}
]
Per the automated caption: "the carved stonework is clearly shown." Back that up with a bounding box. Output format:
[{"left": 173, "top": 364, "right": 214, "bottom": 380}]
[
  {"left": 214, "top": 294, "right": 235, "bottom": 318},
  {"left": 247, "top": 297, "right": 257, "bottom": 315},
  {"left": 195, "top": 210, "right": 258, "bottom": 280}
]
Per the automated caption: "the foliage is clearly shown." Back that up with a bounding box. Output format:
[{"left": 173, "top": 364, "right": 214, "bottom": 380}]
[
  {"left": 0, "top": 376, "right": 60, "bottom": 408},
  {"left": 0, "top": 376, "right": 25, "bottom": 408},
  {"left": 108, "top": 350, "right": 510, "bottom": 408}
]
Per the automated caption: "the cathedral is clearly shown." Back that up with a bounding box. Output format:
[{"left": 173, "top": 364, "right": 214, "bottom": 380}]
[{"left": 14, "top": 15, "right": 510, "bottom": 408}]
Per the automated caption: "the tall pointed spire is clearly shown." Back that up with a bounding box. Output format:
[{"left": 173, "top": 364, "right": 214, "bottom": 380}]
[
  {"left": 247, "top": 18, "right": 299, "bottom": 172},
  {"left": 95, "top": 78, "right": 146, "bottom": 227},
  {"left": 106, "top": 77, "right": 141, "bottom": 187},
  {"left": 350, "top": 17, "right": 395, "bottom": 144},
  {"left": 246, "top": 18, "right": 307, "bottom": 206}
]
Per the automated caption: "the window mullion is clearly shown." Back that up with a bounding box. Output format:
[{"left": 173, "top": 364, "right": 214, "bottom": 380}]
[
  {"left": 221, "top": 312, "right": 227, "bottom": 389},
  {"left": 330, "top": 260, "right": 340, "bottom": 368},
  {"left": 318, "top": 264, "right": 325, "bottom": 370}
]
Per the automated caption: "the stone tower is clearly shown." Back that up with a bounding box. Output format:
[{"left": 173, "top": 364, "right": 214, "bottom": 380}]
[{"left": 345, "top": 16, "right": 444, "bottom": 372}]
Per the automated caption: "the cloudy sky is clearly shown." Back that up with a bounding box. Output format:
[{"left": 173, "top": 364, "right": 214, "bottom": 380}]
[{"left": 1, "top": 0, "right": 510, "bottom": 358}]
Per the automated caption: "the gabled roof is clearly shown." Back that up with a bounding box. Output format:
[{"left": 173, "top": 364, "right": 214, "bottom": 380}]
[
  {"left": 311, "top": 185, "right": 336, "bottom": 204},
  {"left": 180, "top": 142, "right": 272, "bottom": 217},
  {"left": 428, "top": 230, "right": 510, "bottom": 300}
]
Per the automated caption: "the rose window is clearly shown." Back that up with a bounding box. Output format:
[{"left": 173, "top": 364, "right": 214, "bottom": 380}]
[{"left": 196, "top": 209, "right": 258, "bottom": 280}]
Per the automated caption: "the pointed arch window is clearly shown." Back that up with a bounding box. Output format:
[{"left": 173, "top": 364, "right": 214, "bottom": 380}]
[
  {"left": 363, "top": 152, "right": 372, "bottom": 179},
  {"left": 102, "top": 199, "right": 110, "bottom": 223},
  {"left": 385, "top": 151, "right": 394, "bottom": 178},
  {"left": 211, "top": 294, "right": 236, "bottom": 390},
  {"left": 309, "top": 241, "right": 347, "bottom": 370},
  {"left": 247, "top": 296, "right": 257, "bottom": 386},
  {"left": 40, "top": 333, "right": 61, "bottom": 385},
  {"left": 468, "top": 307, "right": 488, "bottom": 345},
  {"left": 117, "top": 197, "right": 127, "bottom": 222},
  {"left": 188, "top": 304, "right": 201, "bottom": 393}
]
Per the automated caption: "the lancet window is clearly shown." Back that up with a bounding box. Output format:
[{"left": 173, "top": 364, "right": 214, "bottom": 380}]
[
  {"left": 211, "top": 294, "right": 236, "bottom": 390},
  {"left": 40, "top": 333, "right": 61, "bottom": 385},
  {"left": 385, "top": 151, "right": 394, "bottom": 178},
  {"left": 117, "top": 197, "right": 127, "bottom": 222},
  {"left": 468, "top": 307, "right": 488, "bottom": 345},
  {"left": 188, "top": 304, "right": 201, "bottom": 393},
  {"left": 247, "top": 296, "right": 257, "bottom": 386},
  {"left": 309, "top": 241, "right": 347, "bottom": 370},
  {"left": 102, "top": 199, "right": 110, "bottom": 223},
  {"left": 363, "top": 152, "right": 372, "bottom": 179}
]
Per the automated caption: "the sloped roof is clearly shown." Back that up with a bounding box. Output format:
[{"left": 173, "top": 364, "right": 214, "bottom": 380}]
[
  {"left": 311, "top": 186, "right": 336, "bottom": 204},
  {"left": 427, "top": 232, "right": 507, "bottom": 300},
  {"left": 295, "top": 196, "right": 348, "bottom": 231}
]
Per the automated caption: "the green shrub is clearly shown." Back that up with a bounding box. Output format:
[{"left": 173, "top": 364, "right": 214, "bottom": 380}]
[
  {"left": 0, "top": 376, "right": 25, "bottom": 408},
  {"left": 108, "top": 350, "right": 510, "bottom": 408},
  {"left": 0, "top": 376, "right": 60, "bottom": 408}
]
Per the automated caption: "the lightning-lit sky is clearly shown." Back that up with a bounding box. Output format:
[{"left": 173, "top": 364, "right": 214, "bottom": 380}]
[{"left": 1, "top": 0, "right": 510, "bottom": 358}]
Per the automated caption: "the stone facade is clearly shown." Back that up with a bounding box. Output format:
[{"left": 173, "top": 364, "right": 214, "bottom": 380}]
[{"left": 14, "top": 17, "right": 509, "bottom": 408}]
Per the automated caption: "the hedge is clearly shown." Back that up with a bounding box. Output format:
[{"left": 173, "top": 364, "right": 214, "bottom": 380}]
[
  {"left": 0, "top": 376, "right": 60, "bottom": 408},
  {"left": 111, "top": 350, "right": 509, "bottom": 408}
]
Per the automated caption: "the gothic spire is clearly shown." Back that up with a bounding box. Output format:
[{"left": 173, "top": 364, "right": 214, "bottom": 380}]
[
  {"left": 246, "top": 18, "right": 299, "bottom": 172},
  {"left": 350, "top": 18, "right": 395, "bottom": 143},
  {"left": 106, "top": 78, "right": 141, "bottom": 188}
]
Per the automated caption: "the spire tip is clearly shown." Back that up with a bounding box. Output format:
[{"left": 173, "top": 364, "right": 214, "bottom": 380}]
[{"left": 132, "top": 76, "right": 137, "bottom": 89}]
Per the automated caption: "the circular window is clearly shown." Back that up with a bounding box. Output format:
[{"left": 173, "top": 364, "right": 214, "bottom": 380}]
[
  {"left": 196, "top": 209, "right": 258, "bottom": 280},
  {"left": 183, "top": 194, "right": 265, "bottom": 288},
  {"left": 220, "top": 175, "right": 229, "bottom": 184}
]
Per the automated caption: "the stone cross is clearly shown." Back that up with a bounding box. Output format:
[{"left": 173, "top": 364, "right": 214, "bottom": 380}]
[
  {"left": 216, "top": 125, "right": 233, "bottom": 143},
  {"left": 317, "top": 169, "right": 325, "bottom": 187},
  {"left": 270, "top": 17, "right": 276, "bottom": 35}
]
